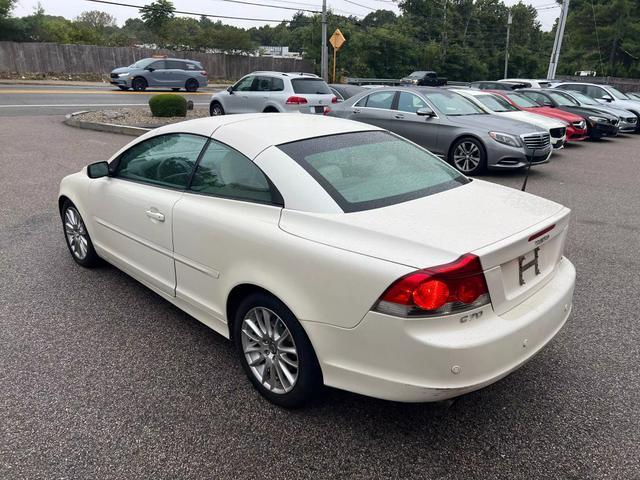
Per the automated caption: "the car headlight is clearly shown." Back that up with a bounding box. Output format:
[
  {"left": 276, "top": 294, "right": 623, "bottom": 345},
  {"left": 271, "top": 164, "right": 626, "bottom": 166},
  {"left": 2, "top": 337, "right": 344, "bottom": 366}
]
[
  {"left": 118, "top": 72, "right": 130, "bottom": 78},
  {"left": 488, "top": 131, "right": 522, "bottom": 147},
  {"left": 588, "top": 115, "right": 607, "bottom": 123}
]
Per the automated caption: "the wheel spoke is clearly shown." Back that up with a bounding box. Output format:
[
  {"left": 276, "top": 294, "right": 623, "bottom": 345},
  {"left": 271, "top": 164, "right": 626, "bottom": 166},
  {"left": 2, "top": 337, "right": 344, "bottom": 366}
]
[{"left": 241, "top": 307, "right": 299, "bottom": 394}]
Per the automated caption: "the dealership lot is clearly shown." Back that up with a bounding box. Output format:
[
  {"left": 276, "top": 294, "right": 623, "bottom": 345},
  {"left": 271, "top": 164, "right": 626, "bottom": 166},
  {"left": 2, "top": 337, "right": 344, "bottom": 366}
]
[{"left": 1, "top": 116, "right": 639, "bottom": 479}]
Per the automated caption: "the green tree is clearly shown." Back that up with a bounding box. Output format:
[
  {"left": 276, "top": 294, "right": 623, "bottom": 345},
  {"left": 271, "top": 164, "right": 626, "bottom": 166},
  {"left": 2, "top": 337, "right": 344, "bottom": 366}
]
[{"left": 140, "top": 0, "right": 175, "bottom": 36}]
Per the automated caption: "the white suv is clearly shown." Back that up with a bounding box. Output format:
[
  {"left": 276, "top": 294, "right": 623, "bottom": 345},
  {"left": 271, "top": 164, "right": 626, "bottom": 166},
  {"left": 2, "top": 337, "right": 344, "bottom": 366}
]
[{"left": 210, "top": 71, "right": 336, "bottom": 116}]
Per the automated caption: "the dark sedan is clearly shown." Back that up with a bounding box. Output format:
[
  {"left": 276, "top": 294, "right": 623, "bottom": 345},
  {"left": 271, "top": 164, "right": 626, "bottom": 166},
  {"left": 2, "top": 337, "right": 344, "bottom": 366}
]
[{"left": 519, "top": 89, "right": 620, "bottom": 139}]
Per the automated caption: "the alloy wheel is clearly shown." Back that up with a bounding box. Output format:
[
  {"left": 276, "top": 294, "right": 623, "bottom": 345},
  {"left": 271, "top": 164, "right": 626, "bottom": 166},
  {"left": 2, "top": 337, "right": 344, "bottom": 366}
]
[
  {"left": 240, "top": 307, "right": 299, "bottom": 394},
  {"left": 64, "top": 207, "right": 89, "bottom": 260},
  {"left": 453, "top": 141, "right": 481, "bottom": 173},
  {"left": 211, "top": 104, "right": 223, "bottom": 116}
]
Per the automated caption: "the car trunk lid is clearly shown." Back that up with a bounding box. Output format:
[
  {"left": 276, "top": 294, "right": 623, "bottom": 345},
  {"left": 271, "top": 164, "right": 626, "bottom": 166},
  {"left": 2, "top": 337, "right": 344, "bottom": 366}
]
[{"left": 280, "top": 179, "right": 570, "bottom": 315}]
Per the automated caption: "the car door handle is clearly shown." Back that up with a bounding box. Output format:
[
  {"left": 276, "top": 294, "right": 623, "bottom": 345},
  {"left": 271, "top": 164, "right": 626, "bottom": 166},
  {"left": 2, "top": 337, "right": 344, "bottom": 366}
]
[
  {"left": 145, "top": 209, "right": 165, "bottom": 222},
  {"left": 352, "top": 109, "right": 360, "bottom": 114},
  {"left": 394, "top": 113, "right": 405, "bottom": 119}
]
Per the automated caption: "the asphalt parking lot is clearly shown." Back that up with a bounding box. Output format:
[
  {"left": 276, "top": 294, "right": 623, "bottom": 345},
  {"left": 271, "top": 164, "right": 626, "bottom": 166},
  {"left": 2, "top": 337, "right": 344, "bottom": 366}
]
[{"left": 1, "top": 116, "right": 639, "bottom": 480}]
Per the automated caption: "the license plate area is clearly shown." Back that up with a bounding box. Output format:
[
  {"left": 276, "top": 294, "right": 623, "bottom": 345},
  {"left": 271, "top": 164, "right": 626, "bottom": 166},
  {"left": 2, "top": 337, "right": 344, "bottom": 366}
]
[
  {"left": 313, "top": 106, "right": 325, "bottom": 113},
  {"left": 518, "top": 247, "right": 541, "bottom": 286}
]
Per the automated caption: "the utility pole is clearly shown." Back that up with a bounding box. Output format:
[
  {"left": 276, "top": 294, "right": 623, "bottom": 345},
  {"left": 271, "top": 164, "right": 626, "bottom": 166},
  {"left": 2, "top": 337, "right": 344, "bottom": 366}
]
[
  {"left": 504, "top": 11, "right": 512, "bottom": 78},
  {"left": 547, "top": 0, "right": 570, "bottom": 79},
  {"left": 321, "top": 0, "right": 328, "bottom": 81}
]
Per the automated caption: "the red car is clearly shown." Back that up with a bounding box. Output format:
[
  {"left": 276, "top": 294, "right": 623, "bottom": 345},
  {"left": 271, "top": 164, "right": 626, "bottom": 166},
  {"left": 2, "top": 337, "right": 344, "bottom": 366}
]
[{"left": 489, "top": 90, "right": 588, "bottom": 142}]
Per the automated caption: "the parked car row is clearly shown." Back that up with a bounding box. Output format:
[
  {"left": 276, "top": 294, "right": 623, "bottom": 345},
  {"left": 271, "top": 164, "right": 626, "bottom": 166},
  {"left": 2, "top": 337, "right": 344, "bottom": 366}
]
[{"left": 208, "top": 71, "right": 640, "bottom": 176}]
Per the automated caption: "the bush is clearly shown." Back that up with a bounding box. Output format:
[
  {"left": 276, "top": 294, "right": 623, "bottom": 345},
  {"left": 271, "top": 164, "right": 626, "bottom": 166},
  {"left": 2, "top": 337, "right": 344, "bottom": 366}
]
[{"left": 148, "top": 94, "right": 187, "bottom": 117}]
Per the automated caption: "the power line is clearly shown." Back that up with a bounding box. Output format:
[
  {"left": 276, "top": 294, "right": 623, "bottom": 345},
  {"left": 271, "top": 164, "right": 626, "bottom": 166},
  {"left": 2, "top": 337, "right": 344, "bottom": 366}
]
[
  {"left": 266, "top": 0, "right": 320, "bottom": 7},
  {"left": 211, "top": 0, "right": 320, "bottom": 14},
  {"left": 85, "top": 0, "right": 294, "bottom": 23},
  {"left": 342, "top": 0, "right": 376, "bottom": 11}
]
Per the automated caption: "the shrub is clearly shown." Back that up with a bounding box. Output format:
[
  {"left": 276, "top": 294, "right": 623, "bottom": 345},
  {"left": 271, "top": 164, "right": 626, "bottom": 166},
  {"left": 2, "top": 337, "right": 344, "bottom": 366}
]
[{"left": 148, "top": 94, "right": 187, "bottom": 117}]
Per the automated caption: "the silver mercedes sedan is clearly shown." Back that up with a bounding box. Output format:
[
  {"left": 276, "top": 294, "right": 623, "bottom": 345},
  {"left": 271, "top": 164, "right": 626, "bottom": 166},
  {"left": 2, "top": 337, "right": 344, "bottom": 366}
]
[{"left": 328, "top": 87, "right": 552, "bottom": 175}]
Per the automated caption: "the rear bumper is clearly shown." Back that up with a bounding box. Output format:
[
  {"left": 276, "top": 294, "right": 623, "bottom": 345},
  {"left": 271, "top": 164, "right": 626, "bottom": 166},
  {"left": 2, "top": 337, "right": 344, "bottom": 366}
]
[{"left": 304, "top": 258, "right": 575, "bottom": 402}]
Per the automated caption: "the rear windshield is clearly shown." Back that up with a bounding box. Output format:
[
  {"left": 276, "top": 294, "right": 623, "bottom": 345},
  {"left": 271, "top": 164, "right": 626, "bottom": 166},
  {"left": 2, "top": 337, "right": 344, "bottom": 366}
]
[
  {"left": 408, "top": 71, "right": 427, "bottom": 78},
  {"left": 278, "top": 131, "right": 468, "bottom": 212},
  {"left": 291, "top": 78, "right": 332, "bottom": 94}
]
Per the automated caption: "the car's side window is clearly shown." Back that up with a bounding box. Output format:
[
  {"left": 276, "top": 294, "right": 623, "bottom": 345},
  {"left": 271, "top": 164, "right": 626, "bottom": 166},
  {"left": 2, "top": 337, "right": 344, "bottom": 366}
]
[
  {"left": 270, "top": 77, "right": 284, "bottom": 91},
  {"left": 234, "top": 76, "right": 254, "bottom": 92},
  {"left": 166, "top": 60, "right": 184, "bottom": 69},
  {"left": 114, "top": 134, "right": 207, "bottom": 189},
  {"left": 364, "top": 91, "right": 396, "bottom": 109},
  {"left": 255, "top": 76, "right": 272, "bottom": 92},
  {"left": 189, "top": 141, "right": 275, "bottom": 204},
  {"left": 588, "top": 86, "right": 606, "bottom": 98},
  {"left": 148, "top": 60, "right": 165, "bottom": 70},
  {"left": 397, "top": 92, "right": 427, "bottom": 113}
]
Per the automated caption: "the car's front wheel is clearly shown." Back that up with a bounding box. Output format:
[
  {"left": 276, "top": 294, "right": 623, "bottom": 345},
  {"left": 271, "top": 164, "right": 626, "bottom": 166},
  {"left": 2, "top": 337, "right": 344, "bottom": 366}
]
[
  {"left": 131, "top": 77, "right": 147, "bottom": 92},
  {"left": 210, "top": 101, "right": 225, "bottom": 116},
  {"left": 449, "top": 137, "right": 486, "bottom": 175},
  {"left": 234, "top": 292, "right": 322, "bottom": 408},
  {"left": 61, "top": 200, "right": 100, "bottom": 267}
]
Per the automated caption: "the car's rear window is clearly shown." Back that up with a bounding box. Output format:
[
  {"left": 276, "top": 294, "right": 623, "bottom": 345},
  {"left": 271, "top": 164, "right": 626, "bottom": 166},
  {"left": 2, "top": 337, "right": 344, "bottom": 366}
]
[
  {"left": 278, "top": 131, "right": 468, "bottom": 212},
  {"left": 506, "top": 93, "right": 540, "bottom": 108},
  {"left": 291, "top": 78, "right": 332, "bottom": 94}
]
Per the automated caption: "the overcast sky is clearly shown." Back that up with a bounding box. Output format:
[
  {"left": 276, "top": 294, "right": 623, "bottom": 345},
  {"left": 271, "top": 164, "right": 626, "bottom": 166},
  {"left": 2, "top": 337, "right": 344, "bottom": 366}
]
[{"left": 13, "top": 0, "right": 560, "bottom": 31}]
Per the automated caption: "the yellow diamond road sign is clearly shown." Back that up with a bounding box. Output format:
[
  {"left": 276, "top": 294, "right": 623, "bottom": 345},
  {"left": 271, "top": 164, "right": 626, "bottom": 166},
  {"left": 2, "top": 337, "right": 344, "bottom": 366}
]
[{"left": 329, "top": 29, "right": 346, "bottom": 50}]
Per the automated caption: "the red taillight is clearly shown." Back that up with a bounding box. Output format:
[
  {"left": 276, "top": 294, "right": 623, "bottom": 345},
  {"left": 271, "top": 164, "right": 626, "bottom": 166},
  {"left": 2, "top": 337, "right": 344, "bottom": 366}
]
[
  {"left": 331, "top": 95, "right": 338, "bottom": 104},
  {"left": 376, "top": 254, "right": 490, "bottom": 317},
  {"left": 323, "top": 106, "right": 332, "bottom": 116},
  {"left": 286, "top": 96, "right": 308, "bottom": 105},
  {"left": 200, "top": 71, "right": 208, "bottom": 76}
]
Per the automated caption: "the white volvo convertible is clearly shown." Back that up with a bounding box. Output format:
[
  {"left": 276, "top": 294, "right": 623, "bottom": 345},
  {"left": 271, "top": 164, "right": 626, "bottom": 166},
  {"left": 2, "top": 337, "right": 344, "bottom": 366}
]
[{"left": 58, "top": 114, "right": 576, "bottom": 408}]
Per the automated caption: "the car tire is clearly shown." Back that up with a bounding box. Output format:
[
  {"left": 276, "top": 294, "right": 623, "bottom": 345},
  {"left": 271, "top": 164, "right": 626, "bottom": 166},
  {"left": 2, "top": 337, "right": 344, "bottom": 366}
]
[
  {"left": 118, "top": 86, "right": 129, "bottom": 91},
  {"left": 61, "top": 200, "right": 101, "bottom": 268},
  {"left": 185, "top": 79, "right": 199, "bottom": 92},
  {"left": 210, "top": 101, "right": 225, "bottom": 116},
  {"left": 233, "top": 292, "right": 323, "bottom": 409},
  {"left": 449, "top": 137, "right": 487, "bottom": 175},
  {"left": 132, "top": 77, "right": 147, "bottom": 92}
]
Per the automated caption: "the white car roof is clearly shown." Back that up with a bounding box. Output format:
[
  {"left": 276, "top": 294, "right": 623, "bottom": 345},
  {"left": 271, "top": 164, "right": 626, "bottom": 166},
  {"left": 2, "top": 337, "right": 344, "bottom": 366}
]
[{"left": 133, "top": 113, "right": 381, "bottom": 160}]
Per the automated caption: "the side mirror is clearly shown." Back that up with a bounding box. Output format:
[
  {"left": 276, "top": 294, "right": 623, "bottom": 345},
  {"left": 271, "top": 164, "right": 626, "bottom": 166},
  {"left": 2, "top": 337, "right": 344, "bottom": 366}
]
[
  {"left": 544, "top": 101, "right": 555, "bottom": 107},
  {"left": 416, "top": 107, "right": 436, "bottom": 117},
  {"left": 227, "top": 86, "right": 234, "bottom": 94},
  {"left": 601, "top": 95, "right": 613, "bottom": 102},
  {"left": 145, "top": 67, "right": 155, "bottom": 72},
  {"left": 87, "top": 161, "right": 109, "bottom": 179}
]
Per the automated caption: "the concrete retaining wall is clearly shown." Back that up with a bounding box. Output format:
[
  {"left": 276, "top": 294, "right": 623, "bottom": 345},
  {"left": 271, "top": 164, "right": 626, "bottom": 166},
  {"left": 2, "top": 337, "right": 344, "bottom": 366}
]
[{"left": 0, "top": 41, "right": 315, "bottom": 80}]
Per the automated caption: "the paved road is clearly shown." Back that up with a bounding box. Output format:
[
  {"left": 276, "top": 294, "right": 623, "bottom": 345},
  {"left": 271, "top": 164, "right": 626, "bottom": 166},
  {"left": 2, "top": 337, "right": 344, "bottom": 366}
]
[
  {"left": 0, "top": 84, "right": 214, "bottom": 116},
  {"left": 1, "top": 117, "right": 639, "bottom": 479}
]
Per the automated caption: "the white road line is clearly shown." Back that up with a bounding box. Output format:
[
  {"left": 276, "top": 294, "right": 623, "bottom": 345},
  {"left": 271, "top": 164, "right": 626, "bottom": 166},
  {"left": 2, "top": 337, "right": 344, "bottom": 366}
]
[{"left": 0, "top": 103, "right": 210, "bottom": 108}]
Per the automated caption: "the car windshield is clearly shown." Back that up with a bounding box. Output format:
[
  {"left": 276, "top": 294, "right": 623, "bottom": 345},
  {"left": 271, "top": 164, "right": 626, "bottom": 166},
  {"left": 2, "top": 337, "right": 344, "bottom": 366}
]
[
  {"left": 569, "top": 91, "right": 599, "bottom": 105},
  {"left": 408, "top": 71, "right": 427, "bottom": 78},
  {"left": 476, "top": 94, "right": 518, "bottom": 112},
  {"left": 607, "top": 86, "right": 630, "bottom": 100},
  {"left": 128, "top": 58, "right": 154, "bottom": 69},
  {"left": 423, "top": 91, "right": 485, "bottom": 116},
  {"left": 548, "top": 92, "right": 579, "bottom": 106},
  {"left": 291, "top": 78, "right": 332, "bottom": 94},
  {"left": 506, "top": 93, "right": 541, "bottom": 108},
  {"left": 278, "top": 131, "right": 468, "bottom": 212}
]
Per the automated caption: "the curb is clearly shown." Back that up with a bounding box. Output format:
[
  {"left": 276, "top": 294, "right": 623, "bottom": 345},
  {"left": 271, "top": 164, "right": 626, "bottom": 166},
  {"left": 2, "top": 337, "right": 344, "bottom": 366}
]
[{"left": 64, "top": 111, "right": 151, "bottom": 136}]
